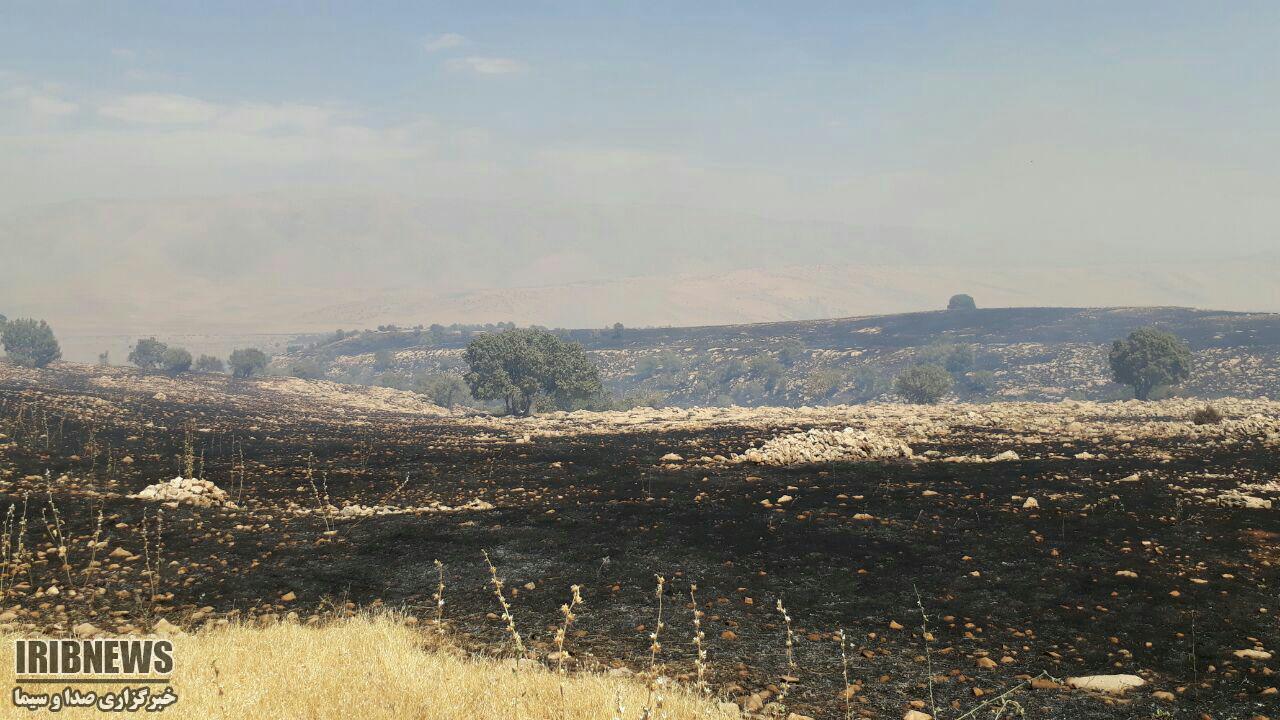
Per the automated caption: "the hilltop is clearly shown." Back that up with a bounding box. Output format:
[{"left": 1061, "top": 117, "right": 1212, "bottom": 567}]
[{"left": 278, "top": 306, "right": 1280, "bottom": 407}]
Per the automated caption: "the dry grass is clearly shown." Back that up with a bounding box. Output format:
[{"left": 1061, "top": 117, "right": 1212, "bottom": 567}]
[{"left": 1, "top": 614, "right": 734, "bottom": 720}]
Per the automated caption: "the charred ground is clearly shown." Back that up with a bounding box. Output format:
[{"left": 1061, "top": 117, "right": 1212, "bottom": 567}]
[{"left": 0, "top": 364, "right": 1276, "bottom": 719}]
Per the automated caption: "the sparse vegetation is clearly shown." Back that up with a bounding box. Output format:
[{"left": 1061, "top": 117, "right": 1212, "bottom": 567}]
[
  {"left": 1191, "top": 404, "right": 1223, "bottom": 425},
  {"left": 0, "top": 318, "right": 61, "bottom": 368},
  {"left": 195, "top": 354, "right": 225, "bottom": 373},
  {"left": 1109, "top": 327, "right": 1193, "bottom": 400},
  {"left": 894, "top": 364, "right": 953, "bottom": 404},
  {"left": 413, "top": 373, "right": 470, "bottom": 408}
]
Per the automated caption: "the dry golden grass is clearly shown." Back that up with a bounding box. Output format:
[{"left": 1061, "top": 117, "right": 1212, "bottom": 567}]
[{"left": 2, "top": 615, "right": 735, "bottom": 720}]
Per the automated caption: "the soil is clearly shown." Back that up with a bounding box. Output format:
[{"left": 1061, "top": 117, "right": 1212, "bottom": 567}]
[{"left": 0, "top": 365, "right": 1276, "bottom": 719}]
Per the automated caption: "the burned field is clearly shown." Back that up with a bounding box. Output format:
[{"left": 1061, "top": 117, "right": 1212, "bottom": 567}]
[{"left": 0, "top": 365, "right": 1277, "bottom": 719}]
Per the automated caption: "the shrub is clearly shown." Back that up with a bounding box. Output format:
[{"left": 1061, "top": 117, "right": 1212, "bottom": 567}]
[
  {"left": 97, "top": 351, "right": 110, "bottom": 366},
  {"left": 944, "top": 344, "right": 976, "bottom": 374},
  {"left": 1108, "top": 327, "right": 1192, "bottom": 400},
  {"left": 194, "top": 355, "right": 225, "bottom": 373},
  {"left": 964, "top": 370, "right": 998, "bottom": 393},
  {"left": 413, "top": 373, "right": 470, "bottom": 408},
  {"left": 129, "top": 338, "right": 168, "bottom": 370},
  {"left": 894, "top": 364, "right": 953, "bottom": 404},
  {"left": 948, "top": 293, "right": 976, "bottom": 310},
  {"left": 161, "top": 347, "right": 193, "bottom": 375},
  {"left": 229, "top": 348, "right": 269, "bottom": 379},
  {"left": 1, "top": 318, "right": 61, "bottom": 368},
  {"left": 1191, "top": 405, "right": 1223, "bottom": 425},
  {"left": 464, "top": 328, "right": 603, "bottom": 415},
  {"left": 289, "top": 358, "right": 325, "bottom": 380}
]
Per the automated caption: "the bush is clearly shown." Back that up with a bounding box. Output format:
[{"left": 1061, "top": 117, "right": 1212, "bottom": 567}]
[
  {"left": 289, "top": 358, "right": 325, "bottom": 380},
  {"left": 1108, "top": 327, "right": 1192, "bottom": 400},
  {"left": 194, "top": 355, "right": 225, "bottom": 373},
  {"left": 1191, "top": 405, "right": 1223, "bottom": 425},
  {"left": 944, "top": 344, "right": 976, "bottom": 374},
  {"left": 963, "top": 370, "right": 998, "bottom": 393},
  {"left": 1, "top": 318, "right": 61, "bottom": 368},
  {"left": 894, "top": 364, "right": 953, "bottom": 404},
  {"left": 229, "top": 348, "right": 269, "bottom": 379},
  {"left": 128, "top": 338, "right": 168, "bottom": 370},
  {"left": 464, "top": 328, "right": 603, "bottom": 415},
  {"left": 413, "top": 373, "right": 470, "bottom": 408},
  {"left": 948, "top": 293, "right": 976, "bottom": 310},
  {"left": 161, "top": 347, "right": 193, "bottom": 375}
]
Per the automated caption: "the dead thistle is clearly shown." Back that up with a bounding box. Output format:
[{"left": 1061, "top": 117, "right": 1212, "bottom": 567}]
[
  {"left": 481, "top": 549, "right": 525, "bottom": 656},
  {"left": 432, "top": 559, "right": 446, "bottom": 635},
  {"left": 554, "top": 584, "right": 583, "bottom": 720},
  {"left": 774, "top": 598, "right": 796, "bottom": 717},
  {"left": 641, "top": 574, "right": 666, "bottom": 720},
  {"left": 690, "top": 583, "right": 708, "bottom": 708}
]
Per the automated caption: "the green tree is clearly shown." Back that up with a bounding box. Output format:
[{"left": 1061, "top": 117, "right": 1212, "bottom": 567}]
[
  {"left": 1108, "top": 327, "right": 1192, "bottom": 400},
  {"left": 463, "top": 328, "right": 603, "bottom": 415},
  {"left": 611, "top": 322, "right": 624, "bottom": 340},
  {"left": 161, "top": 347, "right": 192, "bottom": 375},
  {"left": 97, "top": 351, "right": 110, "bottom": 366},
  {"left": 128, "top": 338, "right": 168, "bottom": 370},
  {"left": 894, "top": 364, "right": 953, "bottom": 404},
  {"left": 413, "top": 373, "right": 470, "bottom": 408},
  {"left": 1, "top": 318, "right": 61, "bottom": 368},
  {"left": 194, "top": 355, "right": 224, "bottom": 373},
  {"left": 948, "top": 293, "right": 977, "bottom": 310},
  {"left": 228, "top": 348, "right": 269, "bottom": 379}
]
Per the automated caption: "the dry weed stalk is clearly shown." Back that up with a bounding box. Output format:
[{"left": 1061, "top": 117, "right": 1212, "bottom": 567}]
[
  {"left": 641, "top": 574, "right": 666, "bottom": 720},
  {"left": 554, "top": 584, "right": 583, "bottom": 720},
  {"left": 481, "top": 549, "right": 525, "bottom": 655},
  {"left": 837, "top": 628, "right": 852, "bottom": 720},
  {"left": 432, "top": 559, "right": 446, "bottom": 635},
  {"left": 689, "top": 583, "right": 708, "bottom": 709},
  {"left": 774, "top": 598, "right": 796, "bottom": 718},
  {"left": 304, "top": 454, "right": 334, "bottom": 534},
  {"left": 140, "top": 508, "right": 164, "bottom": 604},
  {"left": 81, "top": 505, "right": 105, "bottom": 594},
  {"left": 913, "top": 584, "right": 938, "bottom": 720},
  {"left": 41, "top": 486, "right": 73, "bottom": 590}
]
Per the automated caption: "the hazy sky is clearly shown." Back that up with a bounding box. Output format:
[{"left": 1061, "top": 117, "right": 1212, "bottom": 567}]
[{"left": 0, "top": 2, "right": 1276, "bottom": 253}]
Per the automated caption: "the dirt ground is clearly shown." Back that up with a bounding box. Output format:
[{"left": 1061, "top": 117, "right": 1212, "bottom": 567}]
[{"left": 0, "top": 365, "right": 1276, "bottom": 719}]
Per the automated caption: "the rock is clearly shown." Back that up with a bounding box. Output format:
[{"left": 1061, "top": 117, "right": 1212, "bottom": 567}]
[
  {"left": 1066, "top": 674, "right": 1146, "bottom": 694},
  {"left": 903, "top": 711, "right": 933, "bottom": 720},
  {"left": 720, "top": 630, "right": 738, "bottom": 641},
  {"left": 733, "top": 427, "right": 913, "bottom": 466},
  {"left": 280, "top": 591, "right": 297, "bottom": 602},
  {"left": 109, "top": 547, "right": 132, "bottom": 559},
  {"left": 659, "top": 453, "right": 683, "bottom": 462},
  {"left": 73, "top": 622, "right": 100, "bottom": 637},
  {"left": 975, "top": 657, "right": 998, "bottom": 669},
  {"left": 1115, "top": 570, "right": 1138, "bottom": 578},
  {"left": 991, "top": 450, "right": 1020, "bottom": 462},
  {"left": 1022, "top": 497, "right": 1039, "bottom": 509},
  {"left": 1234, "top": 649, "right": 1272, "bottom": 661},
  {"left": 786, "top": 714, "right": 815, "bottom": 720},
  {"left": 1152, "top": 690, "right": 1176, "bottom": 702},
  {"left": 152, "top": 618, "right": 183, "bottom": 636}
]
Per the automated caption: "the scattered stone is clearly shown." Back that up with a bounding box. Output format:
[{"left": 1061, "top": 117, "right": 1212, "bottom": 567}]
[{"left": 1065, "top": 674, "right": 1146, "bottom": 694}]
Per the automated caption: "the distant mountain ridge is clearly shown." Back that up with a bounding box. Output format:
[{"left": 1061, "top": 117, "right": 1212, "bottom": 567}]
[{"left": 2, "top": 193, "right": 1276, "bottom": 346}]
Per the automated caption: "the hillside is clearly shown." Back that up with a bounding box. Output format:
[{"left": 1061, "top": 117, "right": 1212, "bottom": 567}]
[{"left": 277, "top": 306, "right": 1280, "bottom": 407}]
